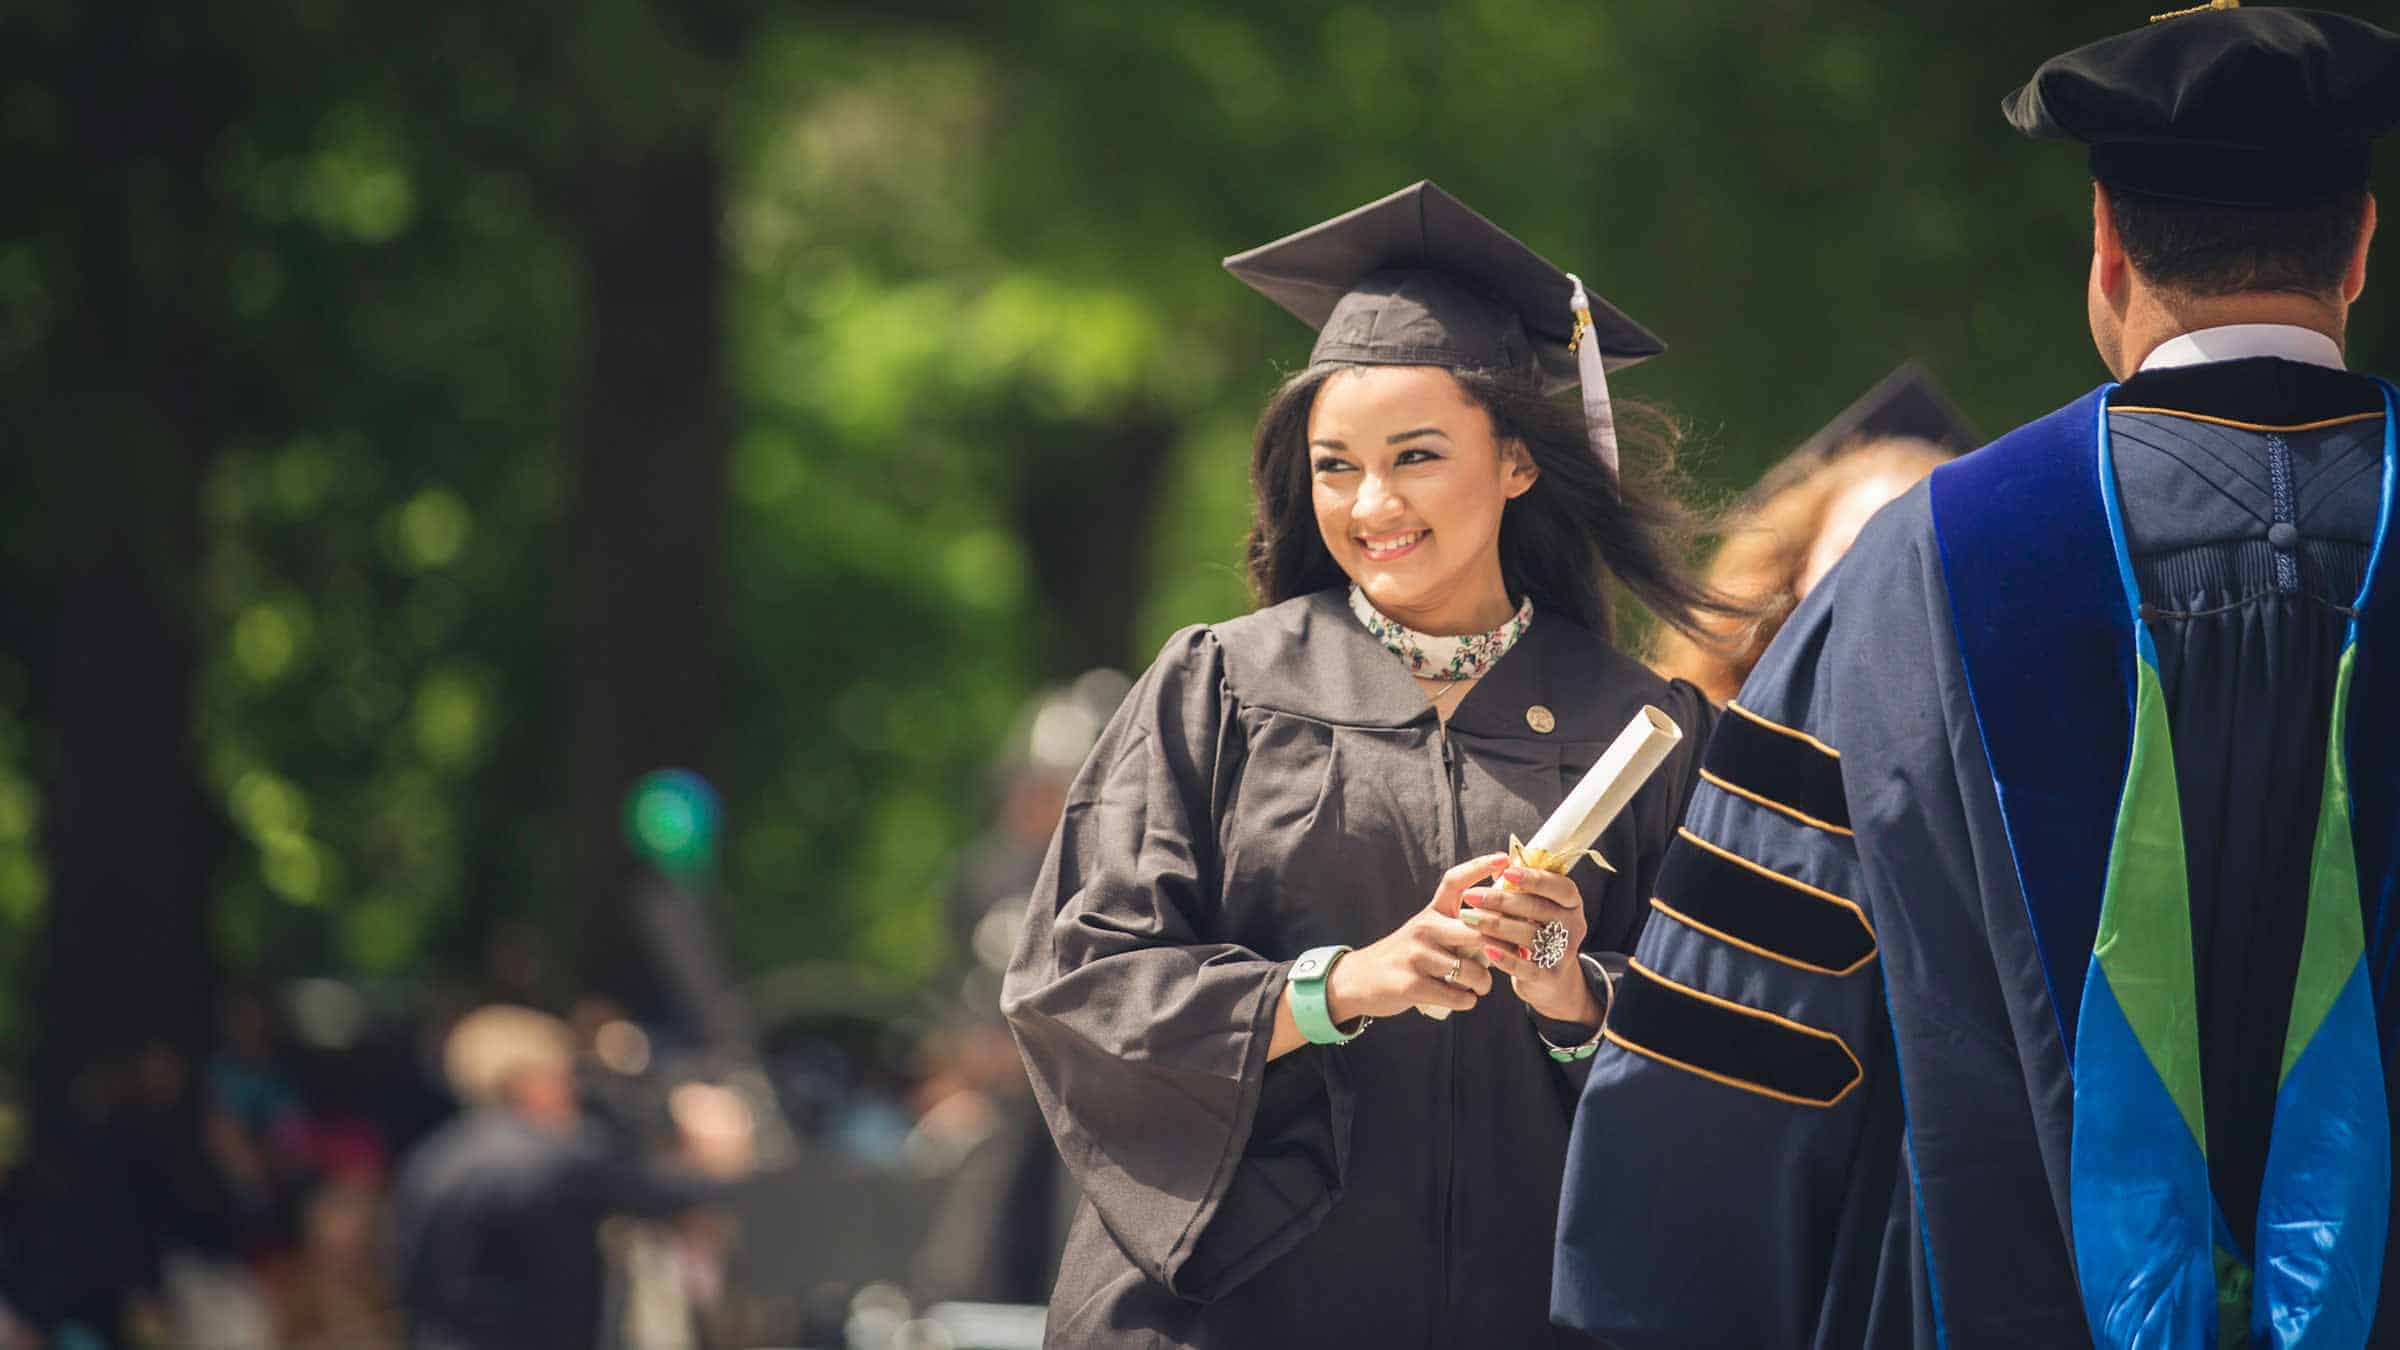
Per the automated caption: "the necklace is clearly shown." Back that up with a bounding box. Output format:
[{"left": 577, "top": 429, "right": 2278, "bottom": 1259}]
[
  {"left": 1348, "top": 585, "right": 1534, "bottom": 682},
  {"left": 1422, "top": 675, "right": 1470, "bottom": 709}
]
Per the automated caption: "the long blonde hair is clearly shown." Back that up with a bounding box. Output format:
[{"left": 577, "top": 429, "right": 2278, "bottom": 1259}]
[{"left": 1651, "top": 437, "right": 1954, "bottom": 703}]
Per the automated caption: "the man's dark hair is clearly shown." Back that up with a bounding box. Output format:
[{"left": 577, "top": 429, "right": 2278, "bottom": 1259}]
[{"left": 2110, "top": 187, "right": 2370, "bottom": 298}]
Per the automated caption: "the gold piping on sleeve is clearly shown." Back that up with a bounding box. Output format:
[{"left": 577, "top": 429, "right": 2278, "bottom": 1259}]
[
  {"left": 1604, "top": 960, "right": 1864, "bottom": 1108},
  {"left": 1650, "top": 898, "right": 1878, "bottom": 978},
  {"left": 1724, "top": 700, "right": 1841, "bottom": 759},
  {"left": 1698, "top": 768, "right": 1855, "bottom": 838},
  {"left": 2107, "top": 407, "right": 2384, "bottom": 434}
]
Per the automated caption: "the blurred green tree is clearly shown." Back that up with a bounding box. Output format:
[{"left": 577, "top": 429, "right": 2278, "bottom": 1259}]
[{"left": 5, "top": 0, "right": 2398, "bottom": 1091}]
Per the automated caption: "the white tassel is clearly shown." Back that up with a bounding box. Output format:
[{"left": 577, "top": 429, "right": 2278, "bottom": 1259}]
[{"left": 1565, "top": 273, "right": 1620, "bottom": 479}]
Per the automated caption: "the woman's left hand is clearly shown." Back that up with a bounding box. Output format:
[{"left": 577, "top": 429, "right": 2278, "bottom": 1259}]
[{"left": 1459, "top": 863, "right": 1601, "bottom": 1028}]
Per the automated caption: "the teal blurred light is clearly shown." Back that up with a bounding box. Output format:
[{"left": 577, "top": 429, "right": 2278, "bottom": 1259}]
[{"left": 623, "top": 769, "right": 721, "bottom": 882}]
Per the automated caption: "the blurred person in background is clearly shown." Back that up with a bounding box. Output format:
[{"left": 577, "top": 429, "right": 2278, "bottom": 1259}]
[
  {"left": 268, "top": 1161, "right": 399, "bottom": 1350},
  {"left": 1557, "top": 10, "right": 2400, "bottom": 1345},
  {"left": 1650, "top": 365, "right": 1974, "bottom": 702},
  {"left": 0, "top": 1041, "right": 266, "bottom": 1348},
  {"left": 569, "top": 995, "right": 661, "bottom": 1150},
  {"left": 944, "top": 671, "right": 1132, "bottom": 1020},
  {"left": 907, "top": 674, "right": 1126, "bottom": 1308},
  {"left": 0, "top": 1070, "right": 151, "bottom": 1349},
  {"left": 205, "top": 987, "right": 310, "bottom": 1263},
  {"left": 1003, "top": 182, "right": 1735, "bottom": 1347},
  {"left": 259, "top": 1019, "right": 406, "bottom": 1350},
  {"left": 389, "top": 1003, "right": 755, "bottom": 1350}
]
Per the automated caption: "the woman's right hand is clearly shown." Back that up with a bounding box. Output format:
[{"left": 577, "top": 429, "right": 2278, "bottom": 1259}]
[{"left": 1325, "top": 853, "right": 1508, "bottom": 1021}]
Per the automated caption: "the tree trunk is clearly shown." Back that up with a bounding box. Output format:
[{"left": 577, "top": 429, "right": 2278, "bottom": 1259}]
[
  {"left": 1012, "top": 412, "right": 1181, "bottom": 678},
  {"left": 28, "top": 1, "right": 233, "bottom": 1136},
  {"left": 559, "top": 139, "right": 732, "bottom": 1010}
]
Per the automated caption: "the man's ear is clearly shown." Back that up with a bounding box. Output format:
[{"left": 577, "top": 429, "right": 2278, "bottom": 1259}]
[
  {"left": 2093, "top": 182, "right": 2132, "bottom": 302},
  {"left": 2344, "top": 193, "right": 2377, "bottom": 305},
  {"left": 1501, "top": 439, "right": 1540, "bottom": 498}
]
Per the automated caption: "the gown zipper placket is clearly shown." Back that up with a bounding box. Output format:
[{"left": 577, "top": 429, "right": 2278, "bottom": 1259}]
[{"left": 1434, "top": 717, "right": 1466, "bottom": 1347}]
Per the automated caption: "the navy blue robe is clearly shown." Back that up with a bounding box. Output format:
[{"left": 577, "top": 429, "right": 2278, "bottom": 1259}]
[{"left": 1554, "top": 358, "right": 2398, "bottom": 1348}]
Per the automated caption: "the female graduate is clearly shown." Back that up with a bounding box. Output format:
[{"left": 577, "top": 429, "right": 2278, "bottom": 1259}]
[{"left": 1001, "top": 182, "right": 1729, "bottom": 1348}]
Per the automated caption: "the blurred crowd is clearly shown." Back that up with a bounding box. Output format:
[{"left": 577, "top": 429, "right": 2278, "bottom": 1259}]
[{"left": 0, "top": 672, "right": 1132, "bottom": 1350}]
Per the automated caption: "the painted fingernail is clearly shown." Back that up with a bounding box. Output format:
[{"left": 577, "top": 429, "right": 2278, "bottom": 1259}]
[
  {"left": 1484, "top": 944, "right": 1510, "bottom": 963},
  {"left": 1460, "top": 909, "right": 1485, "bottom": 928},
  {"left": 1503, "top": 866, "right": 1526, "bottom": 882}
]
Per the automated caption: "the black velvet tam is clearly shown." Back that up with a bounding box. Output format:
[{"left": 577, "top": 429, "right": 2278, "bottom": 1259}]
[
  {"left": 1792, "top": 361, "right": 1979, "bottom": 462},
  {"left": 1223, "top": 180, "right": 1662, "bottom": 396},
  {"left": 2004, "top": 5, "right": 2400, "bottom": 206}
]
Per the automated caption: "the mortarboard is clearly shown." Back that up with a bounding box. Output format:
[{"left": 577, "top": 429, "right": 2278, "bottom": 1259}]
[
  {"left": 1225, "top": 181, "right": 1661, "bottom": 476},
  {"left": 1730, "top": 363, "right": 1975, "bottom": 514},
  {"left": 1791, "top": 362, "right": 1978, "bottom": 464},
  {"left": 2004, "top": 4, "right": 2400, "bottom": 208}
]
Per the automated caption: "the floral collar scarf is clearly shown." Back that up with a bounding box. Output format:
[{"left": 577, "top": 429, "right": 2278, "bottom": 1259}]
[{"left": 1347, "top": 585, "right": 1534, "bottom": 682}]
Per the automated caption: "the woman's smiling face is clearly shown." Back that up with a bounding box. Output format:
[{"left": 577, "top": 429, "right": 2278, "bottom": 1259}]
[{"left": 1307, "top": 365, "right": 1537, "bottom": 635}]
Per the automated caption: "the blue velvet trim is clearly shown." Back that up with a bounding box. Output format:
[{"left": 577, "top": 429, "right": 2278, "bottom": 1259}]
[
  {"left": 2071, "top": 969, "right": 2220, "bottom": 1347},
  {"left": 2252, "top": 961, "right": 2391, "bottom": 1348},
  {"left": 2355, "top": 383, "right": 2400, "bottom": 1051},
  {"left": 1928, "top": 388, "right": 2123, "bottom": 1051},
  {"left": 2093, "top": 392, "right": 2160, "bottom": 671},
  {"left": 2367, "top": 640, "right": 2400, "bottom": 1056}
]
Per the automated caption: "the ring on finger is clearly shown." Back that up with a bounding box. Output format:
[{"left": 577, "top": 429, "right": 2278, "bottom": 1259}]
[
  {"left": 1442, "top": 954, "right": 1464, "bottom": 985},
  {"left": 1530, "top": 920, "right": 1572, "bottom": 970}
]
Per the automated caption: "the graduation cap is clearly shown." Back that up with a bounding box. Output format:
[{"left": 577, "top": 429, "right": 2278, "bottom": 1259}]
[
  {"left": 2005, "top": 3, "right": 2400, "bottom": 207},
  {"left": 1789, "top": 362, "right": 1978, "bottom": 464},
  {"left": 1224, "top": 181, "right": 1662, "bottom": 477}
]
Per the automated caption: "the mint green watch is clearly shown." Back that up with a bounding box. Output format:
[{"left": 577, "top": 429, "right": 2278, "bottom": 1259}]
[{"left": 1289, "top": 945, "right": 1371, "bottom": 1045}]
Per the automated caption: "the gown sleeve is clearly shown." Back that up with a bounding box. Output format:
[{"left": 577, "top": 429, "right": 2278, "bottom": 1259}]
[
  {"left": 1000, "top": 626, "right": 1352, "bottom": 1304},
  {"left": 1553, "top": 506, "right": 1924, "bottom": 1347}
]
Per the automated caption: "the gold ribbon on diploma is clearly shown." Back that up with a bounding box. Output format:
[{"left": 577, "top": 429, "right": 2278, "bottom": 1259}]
[{"left": 1508, "top": 832, "right": 1613, "bottom": 880}]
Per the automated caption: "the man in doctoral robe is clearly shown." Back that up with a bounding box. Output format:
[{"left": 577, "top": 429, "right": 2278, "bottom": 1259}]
[{"left": 1554, "top": 8, "right": 2400, "bottom": 1348}]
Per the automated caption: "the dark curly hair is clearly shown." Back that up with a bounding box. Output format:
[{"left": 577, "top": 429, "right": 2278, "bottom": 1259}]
[{"left": 1242, "top": 363, "right": 1741, "bottom": 646}]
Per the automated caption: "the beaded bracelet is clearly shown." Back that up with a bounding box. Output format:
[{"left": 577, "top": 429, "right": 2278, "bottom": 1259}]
[{"left": 1534, "top": 953, "right": 1613, "bottom": 1062}]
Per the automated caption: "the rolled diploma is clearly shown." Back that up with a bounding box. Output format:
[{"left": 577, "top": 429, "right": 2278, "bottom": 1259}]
[{"left": 1419, "top": 704, "right": 1684, "bottom": 1020}]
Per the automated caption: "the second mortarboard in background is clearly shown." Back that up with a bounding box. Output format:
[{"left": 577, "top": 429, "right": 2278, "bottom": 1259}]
[
  {"left": 2005, "top": 3, "right": 2400, "bottom": 207},
  {"left": 1729, "top": 363, "right": 1977, "bottom": 514},
  {"left": 1790, "top": 362, "right": 1978, "bottom": 464},
  {"left": 1224, "top": 180, "right": 1658, "bottom": 474}
]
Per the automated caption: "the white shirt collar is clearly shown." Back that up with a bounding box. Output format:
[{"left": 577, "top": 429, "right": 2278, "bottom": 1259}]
[{"left": 2138, "top": 323, "right": 2346, "bottom": 373}]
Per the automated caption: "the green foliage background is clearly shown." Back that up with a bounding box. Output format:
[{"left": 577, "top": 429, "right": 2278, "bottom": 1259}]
[{"left": 6, "top": 1, "right": 2397, "bottom": 1029}]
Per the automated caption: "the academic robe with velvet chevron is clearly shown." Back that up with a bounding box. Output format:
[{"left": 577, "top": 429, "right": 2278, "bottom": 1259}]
[
  {"left": 1002, "top": 589, "right": 1714, "bottom": 1349},
  {"left": 1552, "top": 358, "right": 2400, "bottom": 1348}
]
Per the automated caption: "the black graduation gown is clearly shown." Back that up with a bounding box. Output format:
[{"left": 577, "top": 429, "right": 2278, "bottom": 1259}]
[
  {"left": 1002, "top": 589, "right": 1714, "bottom": 1349},
  {"left": 1553, "top": 358, "right": 2397, "bottom": 1347}
]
